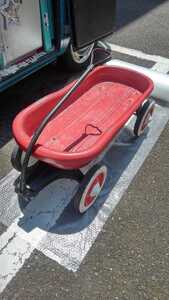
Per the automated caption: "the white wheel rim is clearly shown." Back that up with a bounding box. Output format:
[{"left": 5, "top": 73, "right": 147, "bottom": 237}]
[
  {"left": 137, "top": 102, "right": 155, "bottom": 136},
  {"left": 70, "top": 44, "right": 94, "bottom": 64},
  {"left": 79, "top": 166, "right": 107, "bottom": 213}
]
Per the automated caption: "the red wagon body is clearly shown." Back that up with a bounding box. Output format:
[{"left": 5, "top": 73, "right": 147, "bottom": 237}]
[{"left": 12, "top": 66, "right": 154, "bottom": 170}]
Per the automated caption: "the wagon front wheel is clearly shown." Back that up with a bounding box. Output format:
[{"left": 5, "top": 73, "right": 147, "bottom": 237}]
[
  {"left": 74, "top": 164, "right": 107, "bottom": 214},
  {"left": 134, "top": 100, "right": 155, "bottom": 137}
]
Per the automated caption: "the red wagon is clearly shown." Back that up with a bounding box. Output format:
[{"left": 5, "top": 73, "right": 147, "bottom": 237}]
[{"left": 12, "top": 51, "right": 155, "bottom": 213}]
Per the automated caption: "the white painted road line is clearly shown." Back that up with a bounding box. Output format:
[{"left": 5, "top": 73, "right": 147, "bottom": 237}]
[
  {"left": 109, "top": 43, "right": 169, "bottom": 64},
  {"left": 0, "top": 52, "right": 169, "bottom": 292},
  {"left": 0, "top": 179, "right": 78, "bottom": 292},
  {"left": 0, "top": 231, "right": 33, "bottom": 293},
  {"left": 152, "top": 61, "right": 169, "bottom": 73}
]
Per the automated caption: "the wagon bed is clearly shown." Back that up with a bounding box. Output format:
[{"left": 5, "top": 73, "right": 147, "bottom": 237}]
[{"left": 13, "top": 66, "right": 153, "bottom": 169}]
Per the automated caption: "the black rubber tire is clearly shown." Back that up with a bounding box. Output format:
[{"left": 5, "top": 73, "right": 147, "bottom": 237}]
[
  {"left": 134, "top": 100, "right": 155, "bottom": 137},
  {"left": 61, "top": 43, "right": 94, "bottom": 72},
  {"left": 73, "top": 164, "right": 107, "bottom": 214},
  {"left": 11, "top": 144, "right": 23, "bottom": 171}
]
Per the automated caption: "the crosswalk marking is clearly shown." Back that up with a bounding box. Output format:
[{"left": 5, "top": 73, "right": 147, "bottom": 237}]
[{"left": 0, "top": 178, "right": 78, "bottom": 292}]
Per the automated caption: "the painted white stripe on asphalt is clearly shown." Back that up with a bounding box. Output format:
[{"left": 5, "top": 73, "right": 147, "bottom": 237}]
[
  {"left": 0, "top": 56, "right": 169, "bottom": 292},
  {"left": 0, "top": 170, "right": 22, "bottom": 227},
  {"left": 152, "top": 61, "right": 169, "bottom": 73},
  {"left": 0, "top": 179, "right": 78, "bottom": 292},
  {"left": 0, "top": 231, "right": 33, "bottom": 293},
  {"left": 109, "top": 43, "right": 169, "bottom": 64}
]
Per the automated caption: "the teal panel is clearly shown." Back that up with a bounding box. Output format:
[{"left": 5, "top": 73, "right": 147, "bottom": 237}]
[
  {"left": 0, "top": 53, "right": 5, "bottom": 69},
  {"left": 40, "top": 0, "right": 53, "bottom": 52},
  {"left": 47, "top": 0, "right": 54, "bottom": 39}
]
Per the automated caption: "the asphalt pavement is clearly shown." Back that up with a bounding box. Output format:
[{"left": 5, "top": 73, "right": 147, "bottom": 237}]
[
  {"left": 2, "top": 123, "right": 169, "bottom": 300},
  {"left": 112, "top": 0, "right": 169, "bottom": 58},
  {"left": 0, "top": 1, "right": 169, "bottom": 299}
]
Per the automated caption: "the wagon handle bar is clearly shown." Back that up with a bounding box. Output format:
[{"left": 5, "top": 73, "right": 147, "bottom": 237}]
[{"left": 19, "top": 47, "right": 112, "bottom": 194}]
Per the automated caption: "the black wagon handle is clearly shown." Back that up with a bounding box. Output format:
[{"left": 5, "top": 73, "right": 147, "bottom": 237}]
[{"left": 19, "top": 47, "right": 112, "bottom": 195}]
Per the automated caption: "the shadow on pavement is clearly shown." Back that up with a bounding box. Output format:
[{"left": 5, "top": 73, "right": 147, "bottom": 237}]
[{"left": 17, "top": 125, "right": 146, "bottom": 234}]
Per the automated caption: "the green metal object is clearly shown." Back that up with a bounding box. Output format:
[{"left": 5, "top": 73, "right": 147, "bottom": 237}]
[
  {"left": 0, "top": 53, "right": 5, "bottom": 69},
  {"left": 40, "top": 0, "right": 53, "bottom": 52},
  {"left": 47, "top": 0, "right": 54, "bottom": 39}
]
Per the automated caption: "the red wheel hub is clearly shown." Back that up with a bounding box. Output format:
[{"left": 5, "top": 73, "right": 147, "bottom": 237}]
[{"left": 84, "top": 172, "right": 105, "bottom": 207}]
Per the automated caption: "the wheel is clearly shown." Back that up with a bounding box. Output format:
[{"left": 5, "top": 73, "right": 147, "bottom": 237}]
[
  {"left": 11, "top": 143, "right": 38, "bottom": 172},
  {"left": 73, "top": 164, "right": 108, "bottom": 214},
  {"left": 61, "top": 42, "right": 94, "bottom": 72},
  {"left": 11, "top": 144, "right": 23, "bottom": 171},
  {"left": 134, "top": 100, "right": 155, "bottom": 137}
]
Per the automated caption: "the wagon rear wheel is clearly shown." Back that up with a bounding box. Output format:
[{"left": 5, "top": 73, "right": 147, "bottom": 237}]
[
  {"left": 74, "top": 164, "right": 107, "bottom": 214},
  {"left": 134, "top": 100, "right": 155, "bottom": 137}
]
